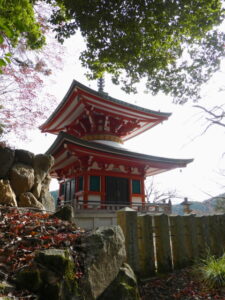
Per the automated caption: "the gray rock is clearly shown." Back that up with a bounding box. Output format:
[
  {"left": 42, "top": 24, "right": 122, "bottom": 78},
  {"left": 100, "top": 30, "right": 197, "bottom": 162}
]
[
  {"left": 34, "top": 154, "right": 54, "bottom": 182},
  {"left": 0, "top": 180, "right": 17, "bottom": 207},
  {"left": 98, "top": 263, "right": 140, "bottom": 300},
  {"left": 18, "top": 192, "right": 45, "bottom": 210},
  {"left": 9, "top": 163, "right": 34, "bottom": 196},
  {"left": 0, "top": 147, "right": 15, "bottom": 179},
  {"left": 79, "top": 226, "right": 126, "bottom": 299},
  {"left": 15, "top": 149, "right": 34, "bottom": 166},
  {"left": 31, "top": 179, "right": 42, "bottom": 199},
  {"left": 51, "top": 205, "right": 75, "bottom": 223},
  {"left": 16, "top": 249, "right": 79, "bottom": 300},
  {"left": 39, "top": 174, "right": 55, "bottom": 211}
]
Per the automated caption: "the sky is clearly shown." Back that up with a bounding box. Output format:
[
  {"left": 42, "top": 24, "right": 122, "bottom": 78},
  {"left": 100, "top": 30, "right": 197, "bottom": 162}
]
[{"left": 16, "top": 33, "right": 225, "bottom": 204}]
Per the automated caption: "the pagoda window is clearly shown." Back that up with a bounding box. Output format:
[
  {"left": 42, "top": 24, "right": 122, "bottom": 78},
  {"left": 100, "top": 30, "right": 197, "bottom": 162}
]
[
  {"left": 90, "top": 175, "right": 100, "bottom": 192},
  {"left": 132, "top": 179, "right": 141, "bottom": 194},
  {"left": 78, "top": 176, "right": 83, "bottom": 191}
]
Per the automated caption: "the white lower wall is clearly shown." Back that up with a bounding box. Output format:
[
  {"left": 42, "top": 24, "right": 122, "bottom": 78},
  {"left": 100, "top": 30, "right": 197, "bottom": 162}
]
[{"left": 75, "top": 211, "right": 117, "bottom": 230}]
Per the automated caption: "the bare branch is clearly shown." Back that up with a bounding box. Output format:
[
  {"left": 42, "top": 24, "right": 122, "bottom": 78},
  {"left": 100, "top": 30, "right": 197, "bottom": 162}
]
[{"left": 194, "top": 105, "right": 225, "bottom": 129}]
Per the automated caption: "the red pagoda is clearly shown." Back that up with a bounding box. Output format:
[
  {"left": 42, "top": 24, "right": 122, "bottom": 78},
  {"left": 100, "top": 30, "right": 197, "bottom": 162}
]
[{"left": 40, "top": 80, "right": 193, "bottom": 210}]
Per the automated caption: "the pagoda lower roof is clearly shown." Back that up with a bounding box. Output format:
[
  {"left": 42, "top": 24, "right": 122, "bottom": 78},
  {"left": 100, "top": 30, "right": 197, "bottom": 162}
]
[
  {"left": 46, "top": 132, "right": 193, "bottom": 177},
  {"left": 40, "top": 80, "right": 171, "bottom": 141}
]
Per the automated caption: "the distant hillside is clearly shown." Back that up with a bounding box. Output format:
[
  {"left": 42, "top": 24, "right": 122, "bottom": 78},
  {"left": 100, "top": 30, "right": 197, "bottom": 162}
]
[{"left": 172, "top": 194, "right": 225, "bottom": 215}]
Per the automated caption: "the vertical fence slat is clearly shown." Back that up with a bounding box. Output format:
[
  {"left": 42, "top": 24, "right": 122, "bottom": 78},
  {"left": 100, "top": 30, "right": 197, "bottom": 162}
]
[
  {"left": 137, "top": 215, "right": 155, "bottom": 277},
  {"left": 183, "top": 215, "right": 199, "bottom": 262},
  {"left": 154, "top": 214, "right": 172, "bottom": 273},
  {"left": 196, "top": 216, "right": 211, "bottom": 258},
  {"left": 208, "top": 215, "right": 223, "bottom": 257},
  {"left": 117, "top": 208, "right": 140, "bottom": 273},
  {"left": 170, "top": 215, "right": 189, "bottom": 269}
]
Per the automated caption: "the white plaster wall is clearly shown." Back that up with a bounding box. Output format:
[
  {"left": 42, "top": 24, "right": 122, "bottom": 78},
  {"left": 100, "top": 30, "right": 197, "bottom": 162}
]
[{"left": 132, "top": 196, "right": 142, "bottom": 203}]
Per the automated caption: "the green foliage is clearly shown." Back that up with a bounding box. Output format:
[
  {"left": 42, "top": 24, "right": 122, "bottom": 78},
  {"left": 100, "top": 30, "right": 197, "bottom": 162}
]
[
  {"left": 46, "top": 0, "right": 225, "bottom": 103},
  {"left": 197, "top": 254, "right": 225, "bottom": 288},
  {"left": 0, "top": 0, "right": 45, "bottom": 71}
]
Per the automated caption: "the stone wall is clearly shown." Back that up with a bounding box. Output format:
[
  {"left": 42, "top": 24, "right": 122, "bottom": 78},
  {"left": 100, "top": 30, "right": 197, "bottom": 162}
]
[{"left": 0, "top": 146, "right": 55, "bottom": 211}]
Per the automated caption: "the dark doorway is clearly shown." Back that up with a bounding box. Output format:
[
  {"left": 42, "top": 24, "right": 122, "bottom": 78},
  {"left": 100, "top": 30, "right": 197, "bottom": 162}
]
[{"left": 105, "top": 176, "right": 129, "bottom": 204}]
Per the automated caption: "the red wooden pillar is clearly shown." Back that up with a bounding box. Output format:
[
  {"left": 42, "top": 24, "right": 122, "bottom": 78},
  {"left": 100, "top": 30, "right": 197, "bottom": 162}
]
[{"left": 141, "top": 178, "right": 145, "bottom": 205}]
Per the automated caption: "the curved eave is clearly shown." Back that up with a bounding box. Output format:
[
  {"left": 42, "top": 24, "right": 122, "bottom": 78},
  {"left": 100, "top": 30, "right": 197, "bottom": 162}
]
[
  {"left": 40, "top": 79, "right": 171, "bottom": 132},
  {"left": 46, "top": 132, "right": 193, "bottom": 174}
]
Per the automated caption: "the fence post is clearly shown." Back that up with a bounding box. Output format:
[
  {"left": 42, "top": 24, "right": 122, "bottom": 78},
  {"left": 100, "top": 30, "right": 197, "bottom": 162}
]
[
  {"left": 117, "top": 207, "right": 140, "bottom": 273},
  {"left": 154, "top": 214, "right": 172, "bottom": 273},
  {"left": 169, "top": 215, "right": 189, "bottom": 269},
  {"left": 196, "top": 216, "right": 210, "bottom": 258},
  {"left": 208, "top": 215, "right": 223, "bottom": 257},
  {"left": 183, "top": 215, "right": 199, "bottom": 263},
  {"left": 137, "top": 215, "right": 155, "bottom": 278}
]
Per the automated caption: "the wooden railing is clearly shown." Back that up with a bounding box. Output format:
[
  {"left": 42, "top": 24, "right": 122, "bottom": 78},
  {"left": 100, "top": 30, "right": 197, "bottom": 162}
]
[{"left": 64, "top": 199, "right": 172, "bottom": 213}]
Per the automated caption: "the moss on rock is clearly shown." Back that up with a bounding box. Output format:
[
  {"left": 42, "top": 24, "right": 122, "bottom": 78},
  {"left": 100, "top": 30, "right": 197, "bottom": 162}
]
[
  {"left": 98, "top": 263, "right": 140, "bottom": 300},
  {"left": 15, "top": 249, "right": 79, "bottom": 300}
]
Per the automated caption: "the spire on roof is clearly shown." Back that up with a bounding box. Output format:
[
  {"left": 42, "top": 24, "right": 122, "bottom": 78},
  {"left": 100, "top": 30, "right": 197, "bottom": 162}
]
[{"left": 97, "top": 76, "right": 105, "bottom": 93}]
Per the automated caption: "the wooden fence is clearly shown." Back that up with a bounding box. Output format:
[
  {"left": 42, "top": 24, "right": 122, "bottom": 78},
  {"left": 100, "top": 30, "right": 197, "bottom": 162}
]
[{"left": 117, "top": 208, "right": 225, "bottom": 278}]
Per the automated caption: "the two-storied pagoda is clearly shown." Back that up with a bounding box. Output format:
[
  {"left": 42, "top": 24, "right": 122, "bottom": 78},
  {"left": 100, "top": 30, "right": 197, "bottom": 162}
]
[{"left": 40, "top": 80, "right": 192, "bottom": 209}]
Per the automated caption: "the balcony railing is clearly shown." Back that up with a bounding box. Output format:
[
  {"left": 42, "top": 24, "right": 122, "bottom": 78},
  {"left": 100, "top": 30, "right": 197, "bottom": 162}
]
[{"left": 59, "top": 199, "right": 172, "bottom": 214}]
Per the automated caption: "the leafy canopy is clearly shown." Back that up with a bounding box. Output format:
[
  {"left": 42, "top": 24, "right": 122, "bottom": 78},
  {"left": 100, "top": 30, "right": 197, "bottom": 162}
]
[
  {"left": 0, "top": 0, "right": 45, "bottom": 69},
  {"left": 47, "top": 0, "right": 225, "bottom": 103}
]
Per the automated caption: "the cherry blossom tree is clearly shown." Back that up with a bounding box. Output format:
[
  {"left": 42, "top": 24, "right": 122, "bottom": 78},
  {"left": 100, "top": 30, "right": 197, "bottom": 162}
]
[{"left": 0, "top": 2, "right": 65, "bottom": 142}]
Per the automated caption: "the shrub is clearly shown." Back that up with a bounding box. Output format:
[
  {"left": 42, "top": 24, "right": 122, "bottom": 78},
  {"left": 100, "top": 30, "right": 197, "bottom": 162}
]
[{"left": 197, "top": 254, "right": 225, "bottom": 289}]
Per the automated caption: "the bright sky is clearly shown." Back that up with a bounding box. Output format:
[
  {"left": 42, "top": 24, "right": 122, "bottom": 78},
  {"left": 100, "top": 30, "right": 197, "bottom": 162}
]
[{"left": 17, "top": 33, "right": 225, "bottom": 204}]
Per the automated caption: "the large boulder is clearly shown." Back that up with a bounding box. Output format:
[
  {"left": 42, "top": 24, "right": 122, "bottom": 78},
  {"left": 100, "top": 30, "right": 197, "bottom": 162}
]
[
  {"left": 18, "top": 192, "right": 45, "bottom": 210},
  {"left": 0, "top": 180, "right": 17, "bottom": 207},
  {"left": 15, "top": 149, "right": 34, "bottom": 166},
  {"left": 0, "top": 147, "right": 15, "bottom": 179},
  {"left": 9, "top": 163, "right": 34, "bottom": 196},
  {"left": 78, "top": 226, "right": 126, "bottom": 299},
  {"left": 39, "top": 174, "right": 55, "bottom": 211},
  {"left": 98, "top": 263, "right": 140, "bottom": 300},
  {"left": 15, "top": 249, "right": 79, "bottom": 300},
  {"left": 33, "top": 154, "right": 54, "bottom": 182}
]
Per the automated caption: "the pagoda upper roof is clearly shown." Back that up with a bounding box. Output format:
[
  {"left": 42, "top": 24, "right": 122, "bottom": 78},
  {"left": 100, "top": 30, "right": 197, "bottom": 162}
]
[
  {"left": 40, "top": 80, "right": 171, "bottom": 141},
  {"left": 46, "top": 132, "right": 193, "bottom": 178}
]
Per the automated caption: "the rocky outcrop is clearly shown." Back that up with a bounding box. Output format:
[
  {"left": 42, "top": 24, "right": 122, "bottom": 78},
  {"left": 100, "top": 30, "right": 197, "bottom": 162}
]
[
  {"left": 78, "top": 226, "right": 127, "bottom": 299},
  {"left": 0, "top": 180, "right": 17, "bottom": 207},
  {"left": 34, "top": 154, "right": 54, "bottom": 182},
  {"left": 51, "top": 205, "right": 75, "bottom": 223},
  {"left": 10, "top": 163, "right": 35, "bottom": 196},
  {"left": 0, "top": 146, "right": 55, "bottom": 211},
  {"left": 18, "top": 192, "right": 45, "bottom": 210},
  {"left": 2, "top": 222, "right": 140, "bottom": 300},
  {"left": 15, "top": 149, "right": 34, "bottom": 166},
  {"left": 39, "top": 174, "right": 55, "bottom": 211},
  {"left": 0, "top": 147, "right": 15, "bottom": 178},
  {"left": 16, "top": 249, "right": 79, "bottom": 300},
  {"left": 98, "top": 263, "right": 140, "bottom": 300}
]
